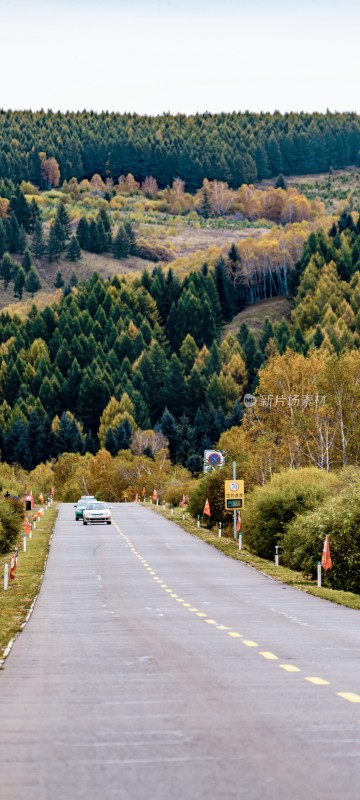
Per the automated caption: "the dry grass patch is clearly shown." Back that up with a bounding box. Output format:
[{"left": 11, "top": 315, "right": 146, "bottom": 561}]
[{"left": 0, "top": 505, "right": 59, "bottom": 661}]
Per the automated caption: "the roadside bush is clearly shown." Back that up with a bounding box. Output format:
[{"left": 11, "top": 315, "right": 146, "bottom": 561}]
[
  {"left": 242, "top": 467, "right": 341, "bottom": 560},
  {"left": 188, "top": 466, "right": 234, "bottom": 528},
  {"left": 164, "top": 478, "right": 196, "bottom": 508},
  {"left": 0, "top": 497, "right": 23, "bottom": 554},
  {"left": 282, "top": 481, "right": 360, "bottom": 592}
]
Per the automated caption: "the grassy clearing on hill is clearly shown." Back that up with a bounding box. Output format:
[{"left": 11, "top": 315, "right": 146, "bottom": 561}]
[
  {"left": 151, "top": 505, "right": 360, "bottom": 611},
  {"left": 0, "top": 505, "right": 58, "bottom": 662},
  {"left": 223, "top": 295, "right": 293, "bottom": 340}
]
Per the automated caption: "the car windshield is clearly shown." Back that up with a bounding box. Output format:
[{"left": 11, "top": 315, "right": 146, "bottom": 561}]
[{"left": 87, "top": 503, "right": 107, "bottom": 510}]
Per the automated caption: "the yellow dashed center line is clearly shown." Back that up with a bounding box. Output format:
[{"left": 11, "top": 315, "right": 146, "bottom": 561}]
[
  {"left": 337, "top": 692, "right": 360, "bottom": 703},
  {"left": 280, "top": 664, "right": 301, "bottom": 673},
  {"left": 119, "top": 532, "right": 359, "bottom": 705},
  {"left": 260, "top": 652, "right": 279, "bottom": 660}
]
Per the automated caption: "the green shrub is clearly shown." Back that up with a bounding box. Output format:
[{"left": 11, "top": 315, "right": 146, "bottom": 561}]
[
  {"left": 134, "top": 238, "right": 173, "bottom": 262},
  {"left": 0, "top": 497, "right": 23, "bottom": 554},
  {"left": 242, "top": 467, "right": 341, "bottom": 560},
  {"left": 188, "top": 466, "right": 234, "bottom": 528},
  {"left": 282, "top": 481, "right": 360, "bottom": 592}
]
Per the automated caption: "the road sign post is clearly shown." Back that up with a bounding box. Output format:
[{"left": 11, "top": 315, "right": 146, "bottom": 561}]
[{"left": 224, "top": 470, "right": 245, "bottom": 542}]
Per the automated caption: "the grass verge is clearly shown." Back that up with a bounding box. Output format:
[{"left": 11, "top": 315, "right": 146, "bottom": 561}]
[
  {"left": 152, "top": 505, "right": 360, "bottom": 612},
  {"left": 0, "top": 504, "right": 59, "bottom": 661}
]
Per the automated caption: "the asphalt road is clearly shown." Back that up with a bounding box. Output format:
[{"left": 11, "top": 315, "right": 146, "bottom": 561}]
[{"left": 1, "top": 503, "right": 360, "bottom": 800}]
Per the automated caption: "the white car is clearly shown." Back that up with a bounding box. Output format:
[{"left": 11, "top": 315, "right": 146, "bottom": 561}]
[{"left": 83, "top": 501, "right": 112, "bottom": 525}]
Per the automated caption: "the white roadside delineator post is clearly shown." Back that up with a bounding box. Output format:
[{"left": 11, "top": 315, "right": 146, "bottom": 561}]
[
  {"left": 218, "top": 522, "right": 222, "bottom": 538},
  {"left": 317, "top": 561, "right": 321, "bottom": 587},
  {"left": 23, "top": 533, "right": 27, "bottom": 552},
  {"left": 275, "top": 545, "right": 279, "bottom": 567}
]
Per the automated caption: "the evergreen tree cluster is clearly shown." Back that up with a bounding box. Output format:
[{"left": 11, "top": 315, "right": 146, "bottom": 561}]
[
  {"left": 0, "top": 262, "right": 248, "bottom": 470},
  {"left": 76, "top": 210, "right": 136, "bottom": 259},
  {"left": 0, "top": 110, "right": 360, "bottom": 190}
]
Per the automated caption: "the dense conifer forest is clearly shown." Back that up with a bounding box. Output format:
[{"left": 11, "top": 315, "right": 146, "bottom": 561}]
[{"left": 1, "top": 110, "right": 360, "bottom": 188}]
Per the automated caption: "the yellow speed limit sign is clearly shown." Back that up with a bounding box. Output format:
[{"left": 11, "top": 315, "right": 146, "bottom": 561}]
[{"left": 224, "top": 479, "right": 245, "bottom": 510}]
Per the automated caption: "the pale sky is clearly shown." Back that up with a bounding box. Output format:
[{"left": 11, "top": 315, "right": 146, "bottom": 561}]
[{"left": 0, "top": 0, "right": 359, "bottom": 115}]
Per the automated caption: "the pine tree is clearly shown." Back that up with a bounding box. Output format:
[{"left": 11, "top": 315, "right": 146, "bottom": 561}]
[
  {"left": 0, "top": 253, "right": 15, "bottom": 287},
  {"left": 10, "top": 187, "right": 32, "bottom": 232},
  {"left": 9, "top": 213, "right": 21, "bottom": 253},
  {"left": 259, "top": 318, "right": 274, "bottom": 353},
  {"left": 88, "top": 219, "right": 100, "bottom": 253},
  {"left": 104, "top": 427, "right": 118, "bottom": 456},
  {"left": 116, "top": 417, "right": 132, "bottom": 450},
  {"left": 13, "top": 266, "right": 26, "bottom": 299},
  {"left": 54, "top": 270, "right": 65, "bottom": 289},
  {"left": 56, "top": 201, "right": 72, "bottom": 241},
  {"left": 201, "top": 186, "right": 211, "bottom": 218},
  {"left": 47, "top": 219, "right": 63, "bottom": 261},
  {"left": 31, "top": 217, "right": 45, "bottom": 258},
  {"left": 99, "top": 207, "right": 111, "bottom": 233},
  {"left": 312, "top": 325, "right": 324, "bottom": 349},
  {"left": 76, "top": 217, "right": 89, "bottom": 249},
  {"left": 66, "top": 235, "right": 81, "bottom": 261},
  {"left": 96, "top": 218, "right": 108, "bottom": 253},
  {"left": 69, "top": 272, "right": 79, "bottom": 287},
  {"left": 5, "top": 419, "right": 30, "bottom": 469},
  {"left": 21, "top": 248, "right": 32, "bottom": 273},
  {"left": 25, "top": 267, "right": 41, "bottom": 297},
  {"left": 163, "top": 354, "right": 186, "bottom": 417},
  {"left": 112, "top": 224, "right": 130, "bottom": 259},
  {"left": 53, "top": 412, "right": 83, "bottom": 456},
  {"left": 29, "top": 197, "right": 41, "bottom": 232},
  {"left": 18, "top": 225, "right": 27, "bottom": 255},
  {"left": 124, "top": 221, "right": 136, "bottom": 254},
  {"left": 275, "top": 174, "right": 286, "bottom": 189},
  {"left": 214, "top": 257, "right": 234, "bottom": 322}
]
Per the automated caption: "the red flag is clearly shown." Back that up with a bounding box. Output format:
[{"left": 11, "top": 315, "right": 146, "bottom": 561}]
[
  {"left": 135, "top": 493, "right": 139, "bottom": 503},
  {"left": 203, "top": 498, "right": 211, "bottom": 516},
  {"left": 51, "top": 486, "right": 54, "bottom": 497},
  {"left": 141, "top": 486, "right": 145, "bottom": 497},
  {"left": 152, "top": 489, "right": 158, "bottom": 502},
  {"left": 236, "top": 512, "right": 242, "bottom": 532},
  {"left": 321, "top": 535, "right": 332, "bottom": 571}
]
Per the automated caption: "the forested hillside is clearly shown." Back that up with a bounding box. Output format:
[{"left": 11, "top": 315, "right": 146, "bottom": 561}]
[
  {"left": 2, "top": 207, "right": 360, "bottom": 477},
  {"left": 1, "top": 110, "right": 360, "bottom": 189}
]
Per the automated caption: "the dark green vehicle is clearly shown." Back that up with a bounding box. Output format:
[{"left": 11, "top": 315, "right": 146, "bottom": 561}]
[{"left": 74, "top": 496, "right": 95, "bottom": 520}]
